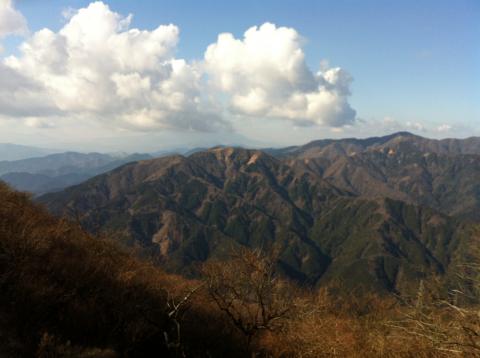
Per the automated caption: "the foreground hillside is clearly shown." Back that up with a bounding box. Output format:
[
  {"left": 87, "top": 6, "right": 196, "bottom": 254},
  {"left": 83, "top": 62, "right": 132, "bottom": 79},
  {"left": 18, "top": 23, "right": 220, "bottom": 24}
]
[
  {"left": 41, "top": 142, "right": 477, "bottom": 294},
  {"left": 0, "top": 182, "right": 245, "bottom": 357},
  {"left": 3, "top": 182, "right": 480, "bottom": 357}
]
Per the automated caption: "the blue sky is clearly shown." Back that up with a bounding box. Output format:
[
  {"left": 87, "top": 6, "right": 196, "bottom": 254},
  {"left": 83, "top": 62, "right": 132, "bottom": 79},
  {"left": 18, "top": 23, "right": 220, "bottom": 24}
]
[{"left": 0, "top": 0, "right": 479, "bottom": 151}]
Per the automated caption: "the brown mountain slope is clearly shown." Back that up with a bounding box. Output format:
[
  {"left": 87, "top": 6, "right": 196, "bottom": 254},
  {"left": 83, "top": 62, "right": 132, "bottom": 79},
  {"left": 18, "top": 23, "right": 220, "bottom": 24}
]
[
  {"left": 277, "top": 132, "right": 480, "bottom": 220},
  {"left": 40, "top": 146, "right": 477, "bottom": 294},
  {"left": 271, "top": 132, "right": 480, "bottom": 159},
  {"left": 41, "top": 148, "right": 344, "bottom": 281}
]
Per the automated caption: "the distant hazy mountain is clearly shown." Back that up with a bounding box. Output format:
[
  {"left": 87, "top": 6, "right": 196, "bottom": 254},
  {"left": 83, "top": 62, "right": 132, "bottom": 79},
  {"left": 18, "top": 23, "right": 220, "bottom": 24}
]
[
  {"left": 149, "top": 146, "right": 222, "bottom": 158},
  {"left": 0, "top": 143, "right": 59, "bottom": 161},
  {"left": 0, "top": 152, "right": 115, "bottom": 176},
  {"left": 40, "top": 136, "right": 480, "bottom": 294},
  {"left": 0, "top": 172, "right": 90, "bottom": 194},
  {"left": 0, "top": 152, "right": 152, "bottom": 194}
]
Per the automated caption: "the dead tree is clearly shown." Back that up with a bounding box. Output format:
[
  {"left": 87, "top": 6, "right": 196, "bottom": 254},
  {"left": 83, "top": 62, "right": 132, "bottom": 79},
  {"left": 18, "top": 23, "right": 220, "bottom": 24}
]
[
  {"left": 202, "top": 247, "right": 293, "bottom": 347},
  {"left": 163, "top": 284, "right": 203, "bottom": 356}
]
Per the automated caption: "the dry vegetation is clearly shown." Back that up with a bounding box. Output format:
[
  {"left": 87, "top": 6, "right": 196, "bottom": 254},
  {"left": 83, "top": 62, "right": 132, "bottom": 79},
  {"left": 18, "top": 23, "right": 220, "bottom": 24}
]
[
  {"left": 203, "top": 248, "right": 296, "bottom": 348},
  {"left": 0, "top": 182, "right": 243, "bottom": 357},
  {"left": 1, "top": 181, "right": 480, "bottom": 357}
]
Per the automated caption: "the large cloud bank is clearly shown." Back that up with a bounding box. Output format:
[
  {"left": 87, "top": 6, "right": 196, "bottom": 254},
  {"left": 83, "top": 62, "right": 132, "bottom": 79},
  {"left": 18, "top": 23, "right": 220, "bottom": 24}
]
[
  {"left": 205, "top": 23, "right": 356, "bottom": 126},
  {"left": 0, "top": 1, "right": 357, "bottom": 132}
]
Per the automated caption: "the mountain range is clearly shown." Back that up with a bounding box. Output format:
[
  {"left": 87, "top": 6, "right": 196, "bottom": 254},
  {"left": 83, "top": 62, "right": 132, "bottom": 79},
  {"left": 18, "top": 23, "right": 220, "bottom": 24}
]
[
  {"left": 0, "top": 143, "right": 60, "bottom": 161},
  {"left": 272, "top": 132, "right": 480, "bottom": 220},
  {"left": 0, "top": 152, "right": 152, "bottom": 195},
  {"left": 38, "top": 132, "right": 480, "bottom": 294}
]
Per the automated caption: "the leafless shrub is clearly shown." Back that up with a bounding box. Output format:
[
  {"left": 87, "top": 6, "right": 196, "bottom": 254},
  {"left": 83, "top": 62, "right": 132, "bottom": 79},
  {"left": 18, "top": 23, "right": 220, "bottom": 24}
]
[{"left": 202, "top": 247, "right": 294, "bottom": 348}]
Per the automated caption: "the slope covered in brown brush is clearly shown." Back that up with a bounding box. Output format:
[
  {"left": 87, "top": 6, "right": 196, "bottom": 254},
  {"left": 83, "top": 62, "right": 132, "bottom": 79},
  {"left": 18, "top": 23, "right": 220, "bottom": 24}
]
[{"left": 0, "top": 182, "right": 245, "bottom": 357}]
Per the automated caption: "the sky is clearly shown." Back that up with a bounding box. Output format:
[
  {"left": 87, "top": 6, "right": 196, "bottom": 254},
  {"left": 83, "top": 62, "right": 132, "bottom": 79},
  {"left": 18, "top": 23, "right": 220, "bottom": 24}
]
[{"left": 0, "top": 0, "right": 478, "bottom": 152}]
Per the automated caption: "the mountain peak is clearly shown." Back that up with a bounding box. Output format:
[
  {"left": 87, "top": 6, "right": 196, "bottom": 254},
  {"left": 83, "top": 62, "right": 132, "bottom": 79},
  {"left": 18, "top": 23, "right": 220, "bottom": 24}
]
[
  {"left": 377, "top": 131, "right": 423, "bottom": 145},
  {"left": 390, "top": 131, "right": 417, "bottom": 137},
  {"left": 195, "top": 146, "right": 270, "bottom": 165}
]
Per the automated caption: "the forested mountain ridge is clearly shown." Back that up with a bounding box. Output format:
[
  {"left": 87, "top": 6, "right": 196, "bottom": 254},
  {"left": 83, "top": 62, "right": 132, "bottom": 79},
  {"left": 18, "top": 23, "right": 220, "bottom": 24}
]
[
  {"left": 274, "top": 132, "right": 480, "bottom": 220},
  {"left": 39, "top": 134, "right": 480, "bottom": 293}
]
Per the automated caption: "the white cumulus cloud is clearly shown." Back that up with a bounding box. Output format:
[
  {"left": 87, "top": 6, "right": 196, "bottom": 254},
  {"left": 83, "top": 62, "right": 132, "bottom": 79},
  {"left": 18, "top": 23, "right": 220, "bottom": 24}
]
[
  {"left": 0, "top": 0, "right": 27, "bottom": 38},
  {"left": 0, "top": 3, "right": 357, "bottom": 134},
  {"left": 2, "top": 1, "right": 228, "bottom": 131},
  {"left": 204, "top": 23, "right": 357, "bottom": 126}
]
